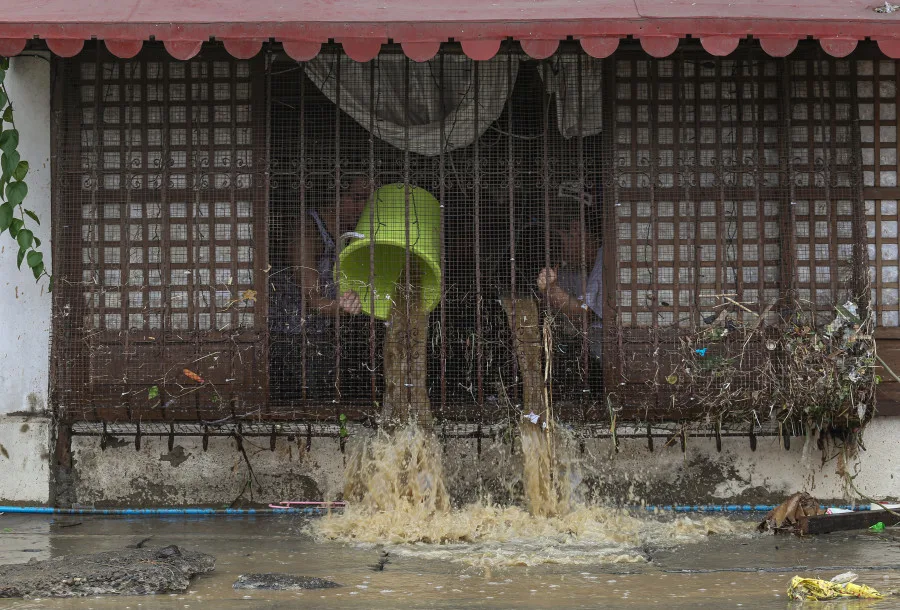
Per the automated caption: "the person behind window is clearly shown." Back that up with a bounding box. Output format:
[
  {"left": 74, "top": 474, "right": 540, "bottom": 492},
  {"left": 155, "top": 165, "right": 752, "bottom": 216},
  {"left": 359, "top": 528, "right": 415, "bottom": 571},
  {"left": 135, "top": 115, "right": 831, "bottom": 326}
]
[
  {"left": 270, "top": 177, "right": 373, "bottom": 400},
  {"left": 535, "top": 200, "right": 603, "bottom": 361},
  {"left": 296, "top": 176, "right": 373, "bottom": 317}
]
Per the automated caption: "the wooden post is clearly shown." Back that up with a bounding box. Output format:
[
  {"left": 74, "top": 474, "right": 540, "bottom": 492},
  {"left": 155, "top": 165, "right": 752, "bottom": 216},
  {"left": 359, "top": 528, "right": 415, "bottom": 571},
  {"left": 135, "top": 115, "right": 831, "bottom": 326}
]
[
  {"left": 501, "top": 296, "right": 544, "bottom": 413},
  {"left": 800, "top": 510, "right": 900, "bottom": 535}
]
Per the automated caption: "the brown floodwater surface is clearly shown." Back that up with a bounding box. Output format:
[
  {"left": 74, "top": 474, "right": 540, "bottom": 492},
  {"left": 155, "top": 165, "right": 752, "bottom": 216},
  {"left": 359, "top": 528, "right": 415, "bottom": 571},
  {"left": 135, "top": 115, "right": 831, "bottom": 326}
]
[{"left": 1, "top": 513, "right": 899, "bottom": 609}]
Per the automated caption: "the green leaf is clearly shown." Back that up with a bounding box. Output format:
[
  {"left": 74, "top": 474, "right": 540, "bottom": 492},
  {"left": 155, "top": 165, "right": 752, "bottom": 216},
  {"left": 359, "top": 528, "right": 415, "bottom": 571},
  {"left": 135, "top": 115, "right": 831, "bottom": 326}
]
[
  {"left": 47, "top": 275, "right": 53, "bottom": 293},
  {"left": 13, "top": 160, "right": 27, "bottom": 181},
  {"left": 6, "top": 180, "right": 26, "bottom": 205},
  {"left": 16, "top": 228, "right": 32, "bottom": 250},
  {"left": 148, "top": 385, "right": 159, "bottom": 400},
  {"left": 2, "top": 106, "right": 11, "bottom": 124},
  {"left": 24, "top": 208, "right": 38, "bottom": 225},
  {"left": 0, "top": 90, "right": 7, "bottom": 109},
  {"left": 26, "top": 250, "right": 42, "bottom": 268},
  {"left": 0, "top": 201, "right": 11, "bottom": 232},
  {"left": 31, "top": 261, "right": 43, "bottom": 280},
  {"left": 33, "top": 236, "right": 40, "bottom": 247},
  {"left": 15, "top": 247, "right": 24, "bottom": 270},
  {"left": 9, "top": 217, "right": 22, "bottom": 237},
  {"left": 0, "top": 57, "right": 9, "bottom": 71},
  {"left": 1, "top": 149, "right": 19, "bottom": 178},
  {"left": 0, "top": 69, "right": 5, "bottom": 84},
  {"left": 0, "top": 129, "right": 18, "bottom": 153}
]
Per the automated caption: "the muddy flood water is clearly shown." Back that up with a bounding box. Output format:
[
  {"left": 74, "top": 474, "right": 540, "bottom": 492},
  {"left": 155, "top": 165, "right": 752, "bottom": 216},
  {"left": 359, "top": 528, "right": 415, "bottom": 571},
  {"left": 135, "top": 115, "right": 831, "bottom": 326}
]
[
  {"left": 3, "top": 427, "right": 899, "bottom": 608},
  {"left": 0, "top": 512, "right": 898, "bottom": 609}
]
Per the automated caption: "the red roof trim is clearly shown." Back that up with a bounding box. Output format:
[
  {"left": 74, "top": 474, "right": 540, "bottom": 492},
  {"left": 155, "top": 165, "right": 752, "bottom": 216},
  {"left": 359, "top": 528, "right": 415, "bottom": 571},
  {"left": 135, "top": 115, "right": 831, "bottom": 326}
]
[
  {"left": 2, "top": 20, "right": 899, "bottom": 40},
  {"left": 520, "top": 39, "right": 560, "bottom": 60},
  {"left": 0, "top": 38, "right": 26, "bottom": 56},
  {"left": 401, "top": 41, "right": 441, "bottom": 62},
  {"left": 0, "top": 0, "right": 898, "bottom": 60},
  {"left": 282, "top": 40, "right": 321, "bottom": 61},
  {"left": 758, "top": 37, "right": 799, "bottom": 57},
  {"left": 580, "top": 37, "right": 620, "bottom": 58},
  {"left": 105, "top": 39, "right": 143, "bottom": 58},
  {"left": 5, "top": 33, "right": 898, "bottom": 61},
  {"left": 700, "top": 36, "right": 741, "bottom": 57}
]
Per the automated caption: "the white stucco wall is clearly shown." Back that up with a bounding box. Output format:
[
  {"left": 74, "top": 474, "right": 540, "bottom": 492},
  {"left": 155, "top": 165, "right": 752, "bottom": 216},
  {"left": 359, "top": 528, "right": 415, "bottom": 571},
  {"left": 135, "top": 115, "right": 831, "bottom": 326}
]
[{"left": 0, "top": 54, "right": 52, "bottom": 503}]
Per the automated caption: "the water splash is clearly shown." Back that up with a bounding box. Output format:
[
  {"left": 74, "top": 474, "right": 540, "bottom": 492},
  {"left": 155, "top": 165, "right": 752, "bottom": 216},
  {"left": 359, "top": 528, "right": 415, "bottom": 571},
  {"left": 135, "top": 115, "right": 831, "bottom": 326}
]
[
  {"left": 315, "top": 422, "right": 751, "bottom": 567},
  {"left": 519, "top": 419, "right": 578, "bottom": 517},
  {"left": 342, "top": 423, "right": 449, "bottom": 514}
]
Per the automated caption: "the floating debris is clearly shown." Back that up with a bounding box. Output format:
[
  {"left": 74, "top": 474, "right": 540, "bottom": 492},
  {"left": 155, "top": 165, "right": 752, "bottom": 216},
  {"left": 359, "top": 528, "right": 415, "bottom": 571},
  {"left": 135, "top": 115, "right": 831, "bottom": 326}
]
[
  {"left": 787, "top": 575, "right": 882, "bottom": 601},
  {"left": 758, "top": 492, "right": 823, "bottom": 534}
]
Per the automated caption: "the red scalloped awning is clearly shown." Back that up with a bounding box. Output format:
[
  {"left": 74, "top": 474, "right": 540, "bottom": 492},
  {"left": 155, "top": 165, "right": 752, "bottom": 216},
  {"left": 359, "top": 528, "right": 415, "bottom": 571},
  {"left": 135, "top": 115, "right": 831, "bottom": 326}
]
[{"left": 0, "top": 0, "right": 898, "bottom": 61}]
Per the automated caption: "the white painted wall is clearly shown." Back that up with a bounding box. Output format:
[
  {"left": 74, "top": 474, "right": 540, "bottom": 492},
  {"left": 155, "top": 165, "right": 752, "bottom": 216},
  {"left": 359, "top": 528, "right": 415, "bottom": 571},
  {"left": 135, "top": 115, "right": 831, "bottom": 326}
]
[{"left": 0, "top": 54, "right": 53, "bottom": 503}]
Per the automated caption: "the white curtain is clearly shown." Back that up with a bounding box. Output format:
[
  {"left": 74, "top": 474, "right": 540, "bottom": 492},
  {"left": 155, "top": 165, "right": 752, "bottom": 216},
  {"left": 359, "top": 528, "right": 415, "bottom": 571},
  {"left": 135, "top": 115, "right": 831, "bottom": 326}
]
[
  {"left": 305, "top": 54, "right": 518, "bottom": 157},
  {"left": 541, "top": 55, "right": 603, "bottom": 139}
]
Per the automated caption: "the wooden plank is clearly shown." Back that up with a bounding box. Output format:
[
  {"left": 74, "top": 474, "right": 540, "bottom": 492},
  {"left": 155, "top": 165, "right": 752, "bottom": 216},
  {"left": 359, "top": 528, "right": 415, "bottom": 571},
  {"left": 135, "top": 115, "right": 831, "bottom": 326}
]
[
  {"left": 874, "top": 333, "right": 900, "bottom": 415},
  {"left": 876, "top": 327, "right": 900, "bottom": 340},
  {"left": 800, "top": 510, "right": 900, "bottom": 535},
  {"left": 864, "top": 187, "right": 900, "bottom": 200}
]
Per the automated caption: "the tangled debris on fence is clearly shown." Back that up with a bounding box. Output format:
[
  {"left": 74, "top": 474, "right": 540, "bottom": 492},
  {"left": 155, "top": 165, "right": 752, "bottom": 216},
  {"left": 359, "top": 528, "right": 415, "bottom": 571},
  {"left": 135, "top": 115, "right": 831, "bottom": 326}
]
[{"left": 661, "top": 296, "right": 878, "bottom": 451}]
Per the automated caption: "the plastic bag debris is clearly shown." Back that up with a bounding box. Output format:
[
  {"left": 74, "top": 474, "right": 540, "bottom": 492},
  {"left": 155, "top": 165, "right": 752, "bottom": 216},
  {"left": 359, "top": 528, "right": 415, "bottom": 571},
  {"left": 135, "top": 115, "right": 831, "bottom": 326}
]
[
  {"left": 870, "top": 521, "right": 885, "bottom": 532},
  {"left": 830, "top": 571, "right": 858, "bottom": 585},
  {"left": 788, "top": 576, "right": 882, "bottom": 601},
  {"left": 826, "top": 507, "right": 853, "bottom": 515},
  {"left": 758, "top": 492, "right": 823, "bottom": 534}
]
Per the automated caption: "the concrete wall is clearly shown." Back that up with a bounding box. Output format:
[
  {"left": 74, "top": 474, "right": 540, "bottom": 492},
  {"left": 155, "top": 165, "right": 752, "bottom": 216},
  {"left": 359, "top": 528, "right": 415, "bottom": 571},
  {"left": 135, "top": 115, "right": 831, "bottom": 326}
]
[
  {"left": 67, "top": 420, "right": 900, "bottom": 507},
  {"left": 0, "top": 55, "right": 52, "bottom": 504}
]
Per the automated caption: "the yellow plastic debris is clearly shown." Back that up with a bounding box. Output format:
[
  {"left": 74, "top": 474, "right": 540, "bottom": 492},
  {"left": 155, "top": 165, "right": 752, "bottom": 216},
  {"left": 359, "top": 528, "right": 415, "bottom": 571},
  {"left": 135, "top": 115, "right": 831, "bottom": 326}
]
[{"left": 787, "top": 576, "right": 883, "bottom": 601}]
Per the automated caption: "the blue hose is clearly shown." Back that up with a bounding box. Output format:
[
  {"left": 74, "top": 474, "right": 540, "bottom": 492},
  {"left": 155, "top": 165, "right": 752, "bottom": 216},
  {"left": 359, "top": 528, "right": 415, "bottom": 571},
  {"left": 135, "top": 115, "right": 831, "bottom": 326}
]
[
  {"left": 0, "top": 506, "right": 326, "bottom": 516},
  {"left": 645, "top": 504, "right": 858, "bottom": 513},
  {"left": 0, "top": 504, "right": 861, "bottom": 516}
]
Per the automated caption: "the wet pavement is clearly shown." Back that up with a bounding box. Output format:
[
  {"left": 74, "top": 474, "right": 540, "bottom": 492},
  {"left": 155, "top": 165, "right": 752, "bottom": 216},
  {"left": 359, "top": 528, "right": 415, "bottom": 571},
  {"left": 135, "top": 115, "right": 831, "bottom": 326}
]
[{"left": 0, "top": 513, "right": 897, "bottom": 609}]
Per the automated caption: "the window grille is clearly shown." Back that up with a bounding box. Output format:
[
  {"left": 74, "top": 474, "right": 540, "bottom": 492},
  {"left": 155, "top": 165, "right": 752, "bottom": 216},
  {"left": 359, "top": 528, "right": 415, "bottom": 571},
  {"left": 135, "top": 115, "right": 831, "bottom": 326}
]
[
  {"left": 52, "top": 47, "right": 269, "bottom": 420},
  {"left": 51, "top": 42, "right": 869, "bottom": 428}
]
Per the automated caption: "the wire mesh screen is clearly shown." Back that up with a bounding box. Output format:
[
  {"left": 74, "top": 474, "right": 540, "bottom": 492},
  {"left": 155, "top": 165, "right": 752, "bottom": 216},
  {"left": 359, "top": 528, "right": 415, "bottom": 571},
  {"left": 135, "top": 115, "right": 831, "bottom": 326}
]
[
  {"left": 52, "top": 45, "right": 269, "bottom": 421},
  {"left": 268, "top": 46, "right": 604, "bottom": 426},
  {"left": 606, "top": 50, "right": 867, "bottom": 422},
  {"left": 52, "top": 41, "right": 869, "bottom": 431}
]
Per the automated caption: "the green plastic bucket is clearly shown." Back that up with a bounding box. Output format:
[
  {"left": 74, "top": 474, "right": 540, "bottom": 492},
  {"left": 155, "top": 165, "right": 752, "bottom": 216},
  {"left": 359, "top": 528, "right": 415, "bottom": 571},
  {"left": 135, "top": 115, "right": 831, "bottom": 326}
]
[{"left": 336, "top": 184, "right": 442, "bottom": 320}]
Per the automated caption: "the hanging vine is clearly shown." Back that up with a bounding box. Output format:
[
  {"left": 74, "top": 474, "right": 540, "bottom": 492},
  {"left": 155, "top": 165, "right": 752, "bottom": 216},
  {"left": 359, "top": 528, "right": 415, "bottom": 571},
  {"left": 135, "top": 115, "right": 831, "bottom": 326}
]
[{"left": 0, "top": 57, "right": 51, "bottom": 291}]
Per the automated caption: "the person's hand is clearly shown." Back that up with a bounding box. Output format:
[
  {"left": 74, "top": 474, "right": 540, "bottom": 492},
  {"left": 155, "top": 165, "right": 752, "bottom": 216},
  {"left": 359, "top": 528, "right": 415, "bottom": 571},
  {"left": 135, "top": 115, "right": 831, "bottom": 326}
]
[
  {"left": 339, "top": 290, "right": 361, "bottom": 315},
  {"left": 536, "top": 267, "right": 557, "bottom": 292}
]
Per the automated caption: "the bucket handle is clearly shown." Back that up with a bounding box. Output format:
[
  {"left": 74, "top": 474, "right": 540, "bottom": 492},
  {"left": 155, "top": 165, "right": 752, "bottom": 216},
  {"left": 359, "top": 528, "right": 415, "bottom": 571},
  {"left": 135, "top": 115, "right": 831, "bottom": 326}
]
[{"left": 337, "top": 231, "right": 365, "bottom": 254}]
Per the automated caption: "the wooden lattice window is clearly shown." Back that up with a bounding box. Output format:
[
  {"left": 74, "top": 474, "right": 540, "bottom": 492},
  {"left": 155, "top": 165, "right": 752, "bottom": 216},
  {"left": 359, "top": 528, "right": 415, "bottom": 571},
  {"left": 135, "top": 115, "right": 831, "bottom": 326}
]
[
  {"left": 860, "top": 58, "right": 900, "bottom": 326},
  {"left": 857, "top": 55, "right": 900, "bottom": 413},
  {"left": 52, "top": 47, "right": 268, "bottom": 419},
  {"left": 609, "top": 53, "right": 785, "bottom": 330},
  {"left": 605, "top": 47, "right": 866, "bottom": 417},
  {"left": 787, "top": 57, "right": 864, "bottom": 324}
]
